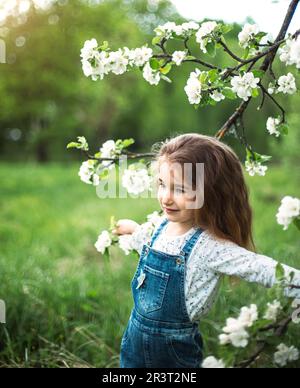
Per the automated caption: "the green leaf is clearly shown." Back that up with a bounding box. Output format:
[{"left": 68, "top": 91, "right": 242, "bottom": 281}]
[
  {"left": 186, "top": 55, "right": 196, "bottom": 61},
  {"left": 149, "top": 58, "right": 160, "bottom": 70},
  {"left": 252, "top": 70, "right": 265, "bottom": 79},
  {"left": 94, "top": 152, "right": 101, "bottom": 158},
  {"left": 243, "top": 47, "right": 250, "bottom": 60},
  {"left": 99, "top": 169, "right": 109, "bottom": 180},
  {"left": 276, "top": 263, "right": 285, "bottom": 281},
  {"left": 206, "top": 41, "right": 216, "bottom": 57},
  {"left": 256, "top": 32, "right": 268, "bottom": 40},
  {"left": 221, "top": 25, "right": 233, "bottom": 35},
  {"left": 251, "top": 88, "right": 259, "bottom": 98},
  {"left": 259, "top": 154, "right": 272, "bottom": 163},
  {"left": 66, "top": 142, "right": 80, "bottom": 149},
  {"left": 110, "top": 215, "right": 116, "bottom": 232},
  {"left": 99, "top": 41, "right": 109, "bottom": 51},
  {"left": 208, "top": 69, "right": 219, "bottom": 83},
  {"left": 294, "top": 217, "right": 300, "bottom": 231},
  {"left": 199, "top": 72, "right": 208, "bottom": 84},
  {"left": 160, "top": 63, "right": 172, "bottom": 75},
  {"left": 152, "top": 36, "right": 161, "bottom": 46},
  {"left": 122, "top": 138, "right": 135, "bottom": 148},
  {"left": 223, "top": 87, "right": 236, "bottom": 100},
  {"left": 279, "top": 123, "right": 289, "bottom": 136}
]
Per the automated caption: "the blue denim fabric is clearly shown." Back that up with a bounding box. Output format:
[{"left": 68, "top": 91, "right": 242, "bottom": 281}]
[{"left": 120, "top": 218, "right": 205, "bottom": 368}]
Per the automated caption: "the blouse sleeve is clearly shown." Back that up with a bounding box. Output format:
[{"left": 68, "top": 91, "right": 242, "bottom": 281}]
[{"left": 205, "top": 238, "right": 300, "bottom": 299}]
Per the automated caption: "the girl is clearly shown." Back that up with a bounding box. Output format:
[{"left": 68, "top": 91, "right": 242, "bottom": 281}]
[{"left": 113, "top": 133, "right": 300, "bottom": 368}]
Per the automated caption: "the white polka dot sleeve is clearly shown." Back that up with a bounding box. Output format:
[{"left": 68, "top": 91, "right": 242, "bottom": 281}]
[{"left": 204, "top": 238, "right": 300, "bottom": 299}]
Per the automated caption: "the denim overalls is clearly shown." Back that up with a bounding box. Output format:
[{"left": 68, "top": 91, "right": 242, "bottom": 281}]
[{"left": 120, "top": 218, "right": 204, "bottom": 368}]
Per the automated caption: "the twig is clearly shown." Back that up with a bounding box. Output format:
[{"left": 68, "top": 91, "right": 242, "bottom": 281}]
[{"left": 259, "top": 82, "right": 286, "bottom": 123}]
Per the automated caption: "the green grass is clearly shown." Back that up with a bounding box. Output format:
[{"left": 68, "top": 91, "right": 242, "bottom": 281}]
[{"left": 0, "top": 161, "right": 299, "bottom": 368}]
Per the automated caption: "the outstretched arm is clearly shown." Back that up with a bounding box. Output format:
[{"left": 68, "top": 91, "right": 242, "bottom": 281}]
[{"left": 205, "top": 239, "right": 300, "bottom": 299}]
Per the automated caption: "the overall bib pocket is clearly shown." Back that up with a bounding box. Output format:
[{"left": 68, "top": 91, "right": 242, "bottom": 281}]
[{"left": 135, "top": 264, "right": 169, "bottom": 314}]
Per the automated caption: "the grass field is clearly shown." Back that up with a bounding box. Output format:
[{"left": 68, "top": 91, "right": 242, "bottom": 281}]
[{"left": 0, "top": 161, "right": 299, "bottom": 368}]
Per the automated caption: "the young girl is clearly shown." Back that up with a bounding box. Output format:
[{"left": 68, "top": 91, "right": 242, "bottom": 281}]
[{"left": 113, "top": 133, "right": 300, "bottom": 368}]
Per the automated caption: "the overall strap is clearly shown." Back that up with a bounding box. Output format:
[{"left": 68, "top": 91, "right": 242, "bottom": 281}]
[
  {"left": 180, "top": 228, "right": 204, "bottom": 260},
  {"left": 149, "top": 217, "right": 169, "bottom": 247}
]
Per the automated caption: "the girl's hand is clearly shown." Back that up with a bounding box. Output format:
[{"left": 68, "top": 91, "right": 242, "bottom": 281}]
[{"left": 112, "top": 219, "right": 140, "bottom": 236}]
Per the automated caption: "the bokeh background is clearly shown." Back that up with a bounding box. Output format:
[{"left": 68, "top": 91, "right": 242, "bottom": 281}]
[{"left": 0, "top": 0, "right": 299, "bottom": 367}]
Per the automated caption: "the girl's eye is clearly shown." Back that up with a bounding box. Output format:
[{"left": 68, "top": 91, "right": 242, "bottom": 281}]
[{"left": 175, "top": 187, "right": 185, "bottom": 194}]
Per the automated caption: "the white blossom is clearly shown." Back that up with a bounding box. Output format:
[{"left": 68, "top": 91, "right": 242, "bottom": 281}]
[
  {"left": 100, "top": 140, "right": 118, "bottom": 168},
  {"left": 266, "top": 117, "right": 281, "bottom": 137},
  {"left": 219, "top": 333, "right": 231, "bottom": 345},
  {"left": 130, "top": 221, "right": 155, "bottom": 252},
  {"left": 279, "top": 36, "right": 300, "bottom": 69},
  {"left": 184, "top": 69, "right": 202, "bottom": 105},
  {"left": 155, "top": 21, "right": 200, "bottom": 39},
  {"left": 238, "top": 304, "right": 258, "bottom": 328},
  {"left": 219, "top": 304, "right": 258, "bottom": 348},
  {"left": 108, "top": 49, "right": 129, "bottom": 75},
  {"left": 95, "top": 230, "right": 112, "bottom": 254},
  {"left": 130, "top": 46, "right": 153, "bottom": 67},
  {"left": 181, "top": 21, "right": 199, "bottom": 33},
  {"left": 245, "top": 160, "right": 268, "bottom": 177},
  {"left": 122, "top": 168, "right": 153, "bottom": 195},
  {"left": 210, "top": 90, "right": 225, "bottom": 102},
  {"left": 76, "top": 136, "right": 89, "bottom": 151},
  {"left": 92, "top": 174, "right": 100, "bottom": 186},
  {"left": 268, "top": 82, "right": 275, "bottom": 95},
  {"left": 147, "top": 211, "right": 163, "bottom": 226},
  {"left": 172, "top": 50, "right": 186, "bottom": 66},
  {"left": 231, "top": 72, "right": 260, "bottom": 101},
  {"left": 100, "top": 140, "right": 116, "bottom": 156},
  {"left": 289, "top": 35, "right": 300, "bottom": 68},
  {"left": 238, "top": 23, "right": 260, "bottom": 49},
  {"left": 274, "top": 344, "right": 299, "bottom": 367},
  {"left": 222, "top": 318, "right": 250, "bottom": 348},
  {"left": 80, "top": 38, "right": 98, "bottom": 62},
  {"left": 154, "top": 21, "right": 177, "bottom": 38},
  {"left": 80, "top": 39, "right": 112, "bottom": 81},
  {"left": 143, "top": 62, "right": 161, "bottom": 86},
  {"left": 277, "top": 73, "right": 297, "bottom": 95},
  {"left": 195, "top": 21, "right": 218, "bottom": 53},
  {"left": 276, "top": 196, "right": 300, "bottom": 230},
  {"left": 78, "top": 160, "right": 95, "bottom": 185},
  {"left": 118, "top": 234, "right": 133, "bottom": 255},
  {"left": 264, "top": 300, "right": 282, "bottom": 321},
  {"left": 228, "top": 328, "right": 249, "bottom": 348},
  {"left": 202, "top": 356, "right": 225, "bottom": 368},
  {"left": 93, "top": 51, "right": 112, "bottom": 80}
]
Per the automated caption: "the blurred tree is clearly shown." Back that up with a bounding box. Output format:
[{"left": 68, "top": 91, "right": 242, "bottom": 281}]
[{"left": 0, "top": 0, "right": 298, "bottom": 162}]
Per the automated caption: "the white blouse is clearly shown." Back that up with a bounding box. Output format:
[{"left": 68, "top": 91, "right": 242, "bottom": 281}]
[{"left": 131, "top": 216, "right": 300, "bottom": 323}]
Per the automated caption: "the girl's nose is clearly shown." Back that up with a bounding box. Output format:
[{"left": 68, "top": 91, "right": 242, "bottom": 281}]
[{"left": 162, "top": 190, "right": 174, "bottom": 205}]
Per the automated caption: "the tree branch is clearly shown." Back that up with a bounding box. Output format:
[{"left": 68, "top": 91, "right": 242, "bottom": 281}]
[{"left": 215, "top": 0, "right": 300, "bottom": 141}]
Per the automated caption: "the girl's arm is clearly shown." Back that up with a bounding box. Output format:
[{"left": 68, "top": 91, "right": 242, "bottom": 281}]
[{"left": 205, "top": 239, "right": 300, "bottom": 299}]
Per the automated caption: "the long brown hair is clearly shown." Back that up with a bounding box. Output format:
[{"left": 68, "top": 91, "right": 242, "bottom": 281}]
[{"left": 153, "top": 133, "right": 256, "bottom": 252}]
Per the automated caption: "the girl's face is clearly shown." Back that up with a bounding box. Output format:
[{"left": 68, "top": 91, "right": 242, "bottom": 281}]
[{"left": 157, "top": 160, "right": 196, "bottom": 225}]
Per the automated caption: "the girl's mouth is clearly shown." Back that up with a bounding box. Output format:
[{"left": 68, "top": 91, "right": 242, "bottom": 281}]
[{"left": 164, "top": 207, "right": 179, "bottom": 213}]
